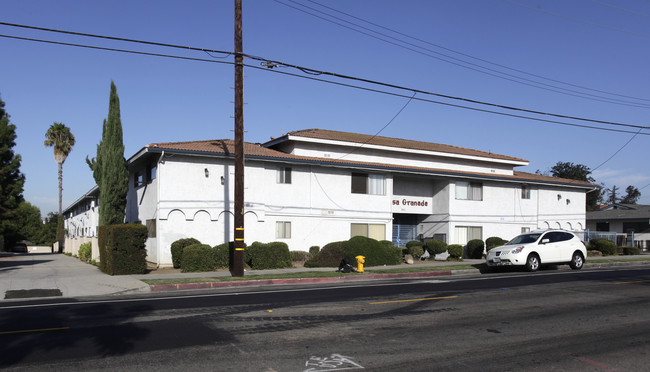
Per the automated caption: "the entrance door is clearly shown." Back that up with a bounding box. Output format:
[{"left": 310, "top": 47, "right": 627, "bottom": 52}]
[{"left": 392, "top": 214, "right": 421, "bottom": 247}]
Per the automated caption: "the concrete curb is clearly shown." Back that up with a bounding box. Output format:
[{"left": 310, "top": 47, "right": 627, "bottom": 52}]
[
  {"left": 149, "top": 269, "right": 454, "bottom": 292},
  {"left": 147, "top": 259, "right": 650, "bottom": 293}
]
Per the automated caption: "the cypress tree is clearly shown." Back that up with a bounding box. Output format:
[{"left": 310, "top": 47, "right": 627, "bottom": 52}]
[
  {"left": 0, "top": 96, "right": 25, "bottom": 248},
  {"left": 86, "top": 81, "right": 129, "bottom": 226}
]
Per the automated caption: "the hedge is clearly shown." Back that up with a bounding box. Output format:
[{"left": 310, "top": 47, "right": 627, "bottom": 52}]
[
  {"left": 447, "top": 244, "right": 463, "bottom": 260},
  {"left": 246, "top": 241, "right": 292, "bottom": 270},
  {"left": 342, "top": 236, "right": 401, "bottom": 267},
  {"left": 98, "top": 223, "right": 148, "bottom": 275},
  {"left": 304, "top": 241, "right": 345, "bottom": 267},
  {"left": 426, "top": 239, "right": 448, "bottom": 256},
  {"left": 181, "top": 244, "right": 215, "bottom": 272},
  {"left": 485, "top": 237, "right": 507, "bottom": 251},
  {"left": 171, "top": 238, "right": 201, "bottom": 269},
  {"left": 467, "top": 239, "right": 485, "bottom": 259},
  {"left": 588, "top": 238, "right": 617, "bottom": 256},
  {"left": 407, "top": 244, "right": 424, "bottom": 259},
  {"left": 79, "top": 242, "right": 92, "bottom": 262}
]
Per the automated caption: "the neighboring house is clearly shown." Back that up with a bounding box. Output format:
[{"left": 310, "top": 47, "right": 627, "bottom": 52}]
[
  {"left": 119, "top": 128, "right": 595, "bottom": 267},
  {"left": 586, "top": 204, "right": 650, "bottom": 250},
  {"left": 62, "top": 185, "right": 100, "bottom": 259},
  {"left": 63, "top": 185, "right": 99, "bottom": 238}
]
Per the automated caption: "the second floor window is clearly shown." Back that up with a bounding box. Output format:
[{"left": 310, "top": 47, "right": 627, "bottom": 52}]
[
  {"left": 456, "top": 181, "right": 482, "bottom": 201},
  {"left": 277, "top": 167, "right": 292, "bottom": 184},
  {"left": 521, "top": 185, "right": 531, "bottom": 199},
  {"left": 351, "top": 173, "right": 385, "bottom": 195}
]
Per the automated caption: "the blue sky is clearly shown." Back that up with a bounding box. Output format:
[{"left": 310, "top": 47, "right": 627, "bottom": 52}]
[{"left": 1, "top": 0, "right": 649, "bottom": 216}]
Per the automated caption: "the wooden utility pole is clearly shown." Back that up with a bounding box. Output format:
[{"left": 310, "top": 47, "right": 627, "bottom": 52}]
[{"left": 232, "top": 0, "right": 245, "bottom": 277}]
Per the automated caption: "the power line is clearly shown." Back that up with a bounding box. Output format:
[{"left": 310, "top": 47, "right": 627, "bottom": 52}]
[
  {"left": 2, "top": 21, "right": 649, "bottom": 131},
  {"left": 505, "top": 0, "right": 650, "bottom": 38},
  {"left": 2, "top": 28, "right": 650, "bottom": 136},
  {"left": 275, "top": 0, "right": 650, "bottom": 108},
  {"left": 591, "top": 129, "right": 643, "bottom": 171}
]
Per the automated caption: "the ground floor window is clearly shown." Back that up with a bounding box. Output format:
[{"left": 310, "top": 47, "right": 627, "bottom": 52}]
[
  {"left": 454, "top": 226, "right": 482, "bottom": 245},
  {"left": 276, "top": 221, "right": 291, "bottom": 239},
  {"left": 351, "top": 223, "right": 386, "bottom": 241},
  {"left": 521, "top": 227, "right": 530, "bottom": 234}
]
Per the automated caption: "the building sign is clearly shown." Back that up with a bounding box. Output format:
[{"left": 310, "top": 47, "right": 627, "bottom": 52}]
[{"left": 391, "top": 196, "right": 433, "bottom": 214}]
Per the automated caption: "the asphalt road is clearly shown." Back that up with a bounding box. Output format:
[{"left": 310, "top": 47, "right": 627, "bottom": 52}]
[{"left": 2, "top": 266, "right": 650, "bottom": 371}]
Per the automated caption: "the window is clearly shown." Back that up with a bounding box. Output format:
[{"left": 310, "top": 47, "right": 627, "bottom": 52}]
[
  {"left": 134, "top": 171, "right": 144, "bottom": 187},
  {"left": 455, "top": 181, "right": 482, "bottom": 201},
  {"left": 147, "top": 164, "right": 157, "bottom": 182},
  {"left": 521, "top": 185, "right": 531, "bottom": 199},
  {"left": 351, "top": 173, "right": 385, "bottom": 195},
  {"left": 521, "top": 227, "right": 531, "bottom": 234},
  {"left": 277, "top": 167, "right": 292, "bottom": 184},
  {"left": 276, "top": 221, "right": 291, "bottom": 239},
  {"left": 454, "top": 226, "right": 483, "bottom": 245},
  {"left": 351, "top": 223, "right": 386, "bottom": 240},
  {"left": 146, "top": 219, "right": 156, "bottom": 238}
]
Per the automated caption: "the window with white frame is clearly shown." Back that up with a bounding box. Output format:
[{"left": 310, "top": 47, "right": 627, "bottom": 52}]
[
  {"left": 521, "top": 185, "right": 531, "bottom": 199},
  {"left": 351, "top": 223, "right": 386, "bottom": 241},
  {"left": 276, "top": 221, "right": 291, "bottom": 239},
  {"left": 276, "top": 167, "right": 292, "bottom": 184},
  {"left": 351, "top": 173, "right": 385, "bottom": 195},
  {"left": 521, "top": 227, "right": 531, "bottom": 234},
  {"left": 454, "top": 226, "right": 483, "bottom": 245},
  {"left": 455, "top": 181, "right": 482, "bottom": 201}
]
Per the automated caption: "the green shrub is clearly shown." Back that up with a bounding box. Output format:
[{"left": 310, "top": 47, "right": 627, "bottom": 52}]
[
  {"left": 380, "top": 240, "right": 395, "bottom": 248},
  {"left": 426, "top": 239, "right": 448, "bottom": 256},
  {"left": 588, "top": 238, "right": 617, "bottom": 256},
  {"left": 79, "top": 242, "right": 92, "bottom": 262},
  {"left": 181, "top": 244, "right": 215, "bottom": 272},
  {"left": 447, "top": 244, "right": 463, "bottom": 259},
  {"left": 406, "top": 240, "right": 423, "bottom": 248},
  {"left": 304, "top": 241, "right": 345, "bottom": 267},
  {"left": 291, "top": 251, "right": 310, "bottom": 262},
  {"left": 623, "top": 246, "right": 641, "bottom": 255},
  {"left": 171, "top": 238, "right": 201, "bottom": 269},
  {"left": 99, "top": 224, "right": 148, "bottom": 275},
  {"left": 309, "top": 246, "right": 320, "bottom": 257},
  {"left": 467, "top": 239, "right": 485, "bottom": 259},
  {"left": 246, "top": 241, "right": 292, "bottom": 270},
  {"left": 408, "top": 244, "right": 424, "bottom": 259},
  {"left": 212, "top": 242, "right": 233, "bottom": 269},
  {"left": 342, "top": 236, "right": 401, "bottom": 267},
  {"left": 485, "top": 237, "right": 507, "bottom": 251}
]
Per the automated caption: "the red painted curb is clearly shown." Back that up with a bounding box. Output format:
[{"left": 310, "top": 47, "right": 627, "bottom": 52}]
[{"left": 149, "top": 270, "right": 453, "bottom": 292}]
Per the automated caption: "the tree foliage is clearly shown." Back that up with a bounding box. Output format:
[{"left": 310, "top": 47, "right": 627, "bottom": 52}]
[
  {"left": 87, "top": 81, "right": 129, "bottom": 226},
  {"left": 549, "top": 161, "right": 602, "bottom": 210},
  {"left": 621, "top": 186, "right": 641, "bottom": 205},
  {"left": 0, "top": 96, "right": 25, "bottom": 247},
  {"left": 44, "top": 122, "right": 75, "bottom": 250}
]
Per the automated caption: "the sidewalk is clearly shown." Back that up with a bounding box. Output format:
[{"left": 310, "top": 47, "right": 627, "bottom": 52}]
[
  {"left": 0, "top": 253, "right": 149, "bottom": 301},
  {"left": 1, "top": 252, "right": 649, "bottom": 301}
]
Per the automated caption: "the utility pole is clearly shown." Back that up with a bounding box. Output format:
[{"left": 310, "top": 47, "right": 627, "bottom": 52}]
[{"left": 232, "top": 0, "right": 245, "bottom": 277}]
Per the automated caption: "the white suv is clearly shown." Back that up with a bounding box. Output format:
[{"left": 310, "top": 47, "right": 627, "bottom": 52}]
[{"left": 485, "top": 230, "right": 586, "bottom": 272}]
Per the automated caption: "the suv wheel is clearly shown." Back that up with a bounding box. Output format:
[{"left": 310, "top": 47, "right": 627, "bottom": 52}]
[
  {"left": 525, "top": 254, "right": 540, "bottom": 272},
  {"left": 569, "top": 252, "right": 584, "bottom": 270}
]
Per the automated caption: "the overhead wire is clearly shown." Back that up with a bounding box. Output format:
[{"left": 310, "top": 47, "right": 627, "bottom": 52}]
[
  {"left": 275, "top": 0, "right": 650, "bottom": 108},
  {"left": 1, "top": 24, "right": 649, "bottom": 136},
  {"left": 591, "top": 129, "right": 643, "bottom": 171},
  {"left": 505, "top": 0, "right": 650, "bottom": 38}
]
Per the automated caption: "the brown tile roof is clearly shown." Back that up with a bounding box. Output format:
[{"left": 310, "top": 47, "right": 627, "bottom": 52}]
[
  {"left": 144, "top": 139, "right": 594, "bottom": 188},
  {"left": 282, "top": 128, "right": 528, "bottom": 163}
]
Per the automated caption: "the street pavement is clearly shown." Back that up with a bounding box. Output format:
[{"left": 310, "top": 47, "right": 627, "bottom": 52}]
[{"left": 1, "top": 251, "right": 649, "bottom": 301}]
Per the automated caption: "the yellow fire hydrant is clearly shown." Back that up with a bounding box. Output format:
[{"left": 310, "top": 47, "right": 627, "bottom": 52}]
[{"left": 355, "top": 255, "right": 366, "bottom": 273}]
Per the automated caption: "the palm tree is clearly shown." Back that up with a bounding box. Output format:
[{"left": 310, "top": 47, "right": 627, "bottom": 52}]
[{"left": 44, "top": 122, "right": 75, "bottom": 252}]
